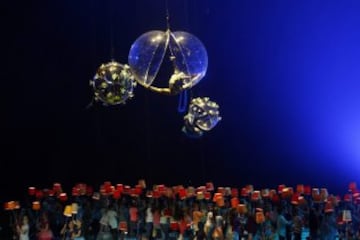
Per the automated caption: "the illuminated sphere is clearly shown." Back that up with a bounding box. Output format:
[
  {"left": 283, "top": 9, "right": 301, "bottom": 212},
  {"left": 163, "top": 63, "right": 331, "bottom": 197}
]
[
  {"left": 182, "top": 97, "right": 221, "bottom": 137},
  {"left": 128, "top": 30, "right": 208, "bottom": 91},
  {"left": 90, "top": 61, "right": 136, "bottom": 105}
]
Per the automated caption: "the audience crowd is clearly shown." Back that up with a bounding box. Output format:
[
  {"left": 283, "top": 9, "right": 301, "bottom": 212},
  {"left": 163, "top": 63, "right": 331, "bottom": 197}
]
[{"left": 2, "top": 180, "right": 360, "bottom": 240}]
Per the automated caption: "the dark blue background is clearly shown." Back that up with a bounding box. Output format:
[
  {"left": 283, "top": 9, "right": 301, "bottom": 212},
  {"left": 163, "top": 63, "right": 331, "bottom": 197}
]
[{"left": 2, "top": 0, "right": 360, "bottom": 202}]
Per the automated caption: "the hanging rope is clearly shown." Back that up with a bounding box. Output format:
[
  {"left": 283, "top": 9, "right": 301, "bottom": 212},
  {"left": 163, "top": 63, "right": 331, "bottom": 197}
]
[{"left": 177, "top": 89, "right": 188, "bottom": 113}]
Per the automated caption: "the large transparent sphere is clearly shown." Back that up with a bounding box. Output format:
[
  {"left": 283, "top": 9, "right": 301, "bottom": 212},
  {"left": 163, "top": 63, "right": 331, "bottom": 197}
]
[
  {"left": 128, "top": 30, "right": 208, "bottom": 91},
  {"left": 128, "top": 31, "right": 168, "bottom": 87},
  {"left": 169, "top": 31, "right": 208, "bottom": 88}
]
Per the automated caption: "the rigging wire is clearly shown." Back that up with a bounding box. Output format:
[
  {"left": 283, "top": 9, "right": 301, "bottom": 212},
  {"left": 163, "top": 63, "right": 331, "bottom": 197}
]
[
  {"left": 109, "top": 0, "right": 115, "bottom": 61},
  {"left": 165, "top": 0, "right": 170, "bottom": 31}
]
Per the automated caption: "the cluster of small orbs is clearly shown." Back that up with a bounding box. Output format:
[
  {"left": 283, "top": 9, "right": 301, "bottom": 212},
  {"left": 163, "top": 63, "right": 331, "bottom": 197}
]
[
  {"left": 183, "top": 97, "right": 222, "bottom": 138},
  {"left": 90, "top": 62, "right": 136, "bottom": 106}
]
